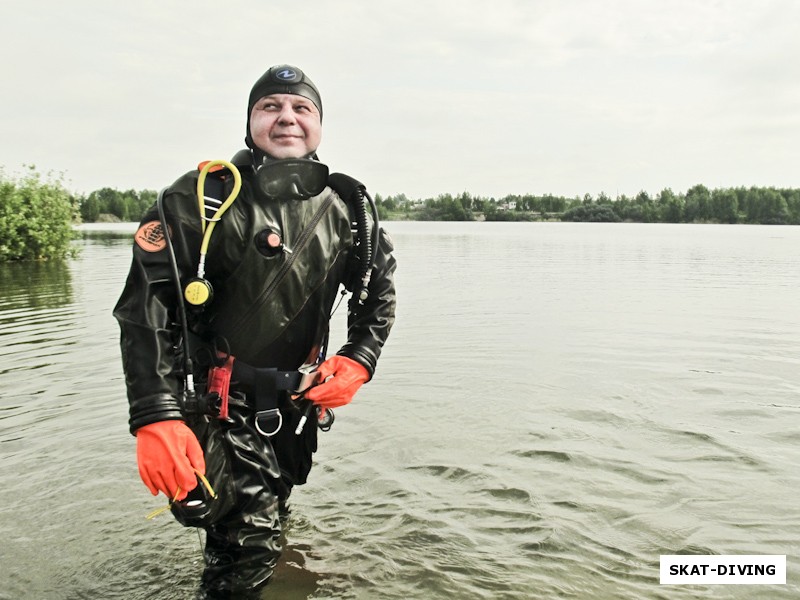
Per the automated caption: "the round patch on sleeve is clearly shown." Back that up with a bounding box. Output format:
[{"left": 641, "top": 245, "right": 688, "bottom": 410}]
[{"left": 134, "top": 221, "right": 170, "bottom": 252}]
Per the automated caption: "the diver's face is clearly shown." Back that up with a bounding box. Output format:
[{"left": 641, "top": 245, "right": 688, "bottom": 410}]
[{"left": 249, "top": 93, "right": 322, "bottom": 159}]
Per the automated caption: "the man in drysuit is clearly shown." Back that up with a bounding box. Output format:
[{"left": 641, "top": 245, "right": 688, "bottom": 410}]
[{"left": 113, "top": 64, "right": 397, "bottom": 598}]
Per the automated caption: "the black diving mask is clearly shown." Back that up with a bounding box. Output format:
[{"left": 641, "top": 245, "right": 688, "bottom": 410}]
[{"left": 256, "top": 158, "right": 329, "bottom": 201}]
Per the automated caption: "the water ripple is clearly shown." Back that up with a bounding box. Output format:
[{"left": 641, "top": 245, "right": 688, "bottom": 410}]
[{"left": 3, "top": 225, "right": 800, "bottom": 599}]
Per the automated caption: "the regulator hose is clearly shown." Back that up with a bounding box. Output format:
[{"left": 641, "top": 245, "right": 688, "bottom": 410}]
[
  {"left": 195, "top": 160, "right": 242, "bottom": 278},
  {"left": 353, "top": 186, "right": 373, "bottom": 304},
  {"left": 156, "top": 188, "right": 195, "bottom": 393},
  {"left": 327, "top": 173, "right": 380, "bottom": 308}
]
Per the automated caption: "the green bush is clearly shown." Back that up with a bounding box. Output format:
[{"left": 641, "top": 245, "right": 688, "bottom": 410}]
[{"left": 0, "top": 167, "right": 78, "bottom": 261}]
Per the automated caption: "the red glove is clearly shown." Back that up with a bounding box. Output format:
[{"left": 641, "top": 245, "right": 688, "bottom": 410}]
[
  {"left": 304, "top": 356, "right": 369, "bottom": 409},
  {"left": 136, "top": 420, "right": 205, "bottom": 501}
]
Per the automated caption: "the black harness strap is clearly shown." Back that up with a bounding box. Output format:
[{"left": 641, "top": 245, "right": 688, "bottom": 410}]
[{"left": 231, "top": 362, "right": 303, "bottom": 436}]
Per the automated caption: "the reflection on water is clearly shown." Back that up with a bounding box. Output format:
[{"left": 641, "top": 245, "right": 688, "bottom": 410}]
[
  {"left": 0, "top": 258, "right": 74, "bottom": 440},
  {"left": 0, "top": 259, "right": 73, "bottom": 310},
  {"left": 0, "top": 223, "right": 798, "bottom": 599}
]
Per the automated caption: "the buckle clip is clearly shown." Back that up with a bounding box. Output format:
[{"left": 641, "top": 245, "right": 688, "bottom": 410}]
[{"left": 295, "top": 363, "right": 321, "bottom": 394}]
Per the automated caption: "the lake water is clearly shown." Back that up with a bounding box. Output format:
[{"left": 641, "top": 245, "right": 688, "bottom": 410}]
[{"left": 0, "top": 221, "right": 798, "bottom": 599}]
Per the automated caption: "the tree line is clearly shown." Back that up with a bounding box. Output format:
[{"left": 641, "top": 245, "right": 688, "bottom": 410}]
[
  {"left": 3, "top": 165, "right": 799, "bottom": 263},
  {"left": 79, "top": 187, "right": 157, "bottom": 223},
  {"left": 78, "top": 183, "right": 800, "bottom": 226},
  {"left": 375, "top": 185, "right": 800, "bottom": 225}
]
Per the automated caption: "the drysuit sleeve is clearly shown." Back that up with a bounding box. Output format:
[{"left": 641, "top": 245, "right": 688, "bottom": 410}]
[
  {"left": 337, "top": 227, "right": 397, "bottom": 377},
  {"left": 113, "top": 182, "right": 202, "bottom": 433}
]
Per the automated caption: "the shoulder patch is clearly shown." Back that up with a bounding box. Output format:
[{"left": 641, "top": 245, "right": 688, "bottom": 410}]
[
  {"left": 135, "top": 220, "right": 170, "bottom": 252},
  {"left": 198, "top": 160, "right": 228, "bottom": 174}
]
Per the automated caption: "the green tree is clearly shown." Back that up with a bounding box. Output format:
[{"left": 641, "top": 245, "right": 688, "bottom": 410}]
[
  {"left": 684, "top": 184, "right": 712, "bottom": 222},
  {"left": 80, "top": 193, "right": 101, "bottom": 222},
  {"left": 138, "top": 189, "right": 157, "bottom": 217},
  {"left": 759, "top": 189, "right": 789, "bottom": 224},
  {"left": 0, "top": 167, "right": 77, "bottom": 261},
  {"left": 711, "top": 188, "right": 739, "bottom": 223},
  {"left": 376, "top": 202, "right": 390, "bottom": 221},
  {"left": 657, "top": 188, "right": 683, "bottom": 223},
  {"left": 633, "top": 190, "right": 656, "bottom": 222},
  {"left": 457, "top": 191, "right": 473, "bottom": 212},
  {"left": 382, "top": 195, "right": 397, "bottom": 212},
  {"left": 783, "top": 189, "right": 800, "bottom": 224},
  {"left": 541, "top": 194, "right": 566, "bottom": 214}
]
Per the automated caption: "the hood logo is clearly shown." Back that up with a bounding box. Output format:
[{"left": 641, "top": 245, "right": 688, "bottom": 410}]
[{"left": 275, "top": 68, "right": 298, "bottom": 82}]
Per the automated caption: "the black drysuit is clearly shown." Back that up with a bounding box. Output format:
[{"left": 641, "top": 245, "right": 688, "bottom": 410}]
[{"left": 113, "top": 151, "right": 397, "bottom": 596}]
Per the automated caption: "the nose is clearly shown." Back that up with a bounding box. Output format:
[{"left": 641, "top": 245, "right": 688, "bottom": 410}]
[{"left": 276, "top": 102, "right": 296, "bottom": 125}]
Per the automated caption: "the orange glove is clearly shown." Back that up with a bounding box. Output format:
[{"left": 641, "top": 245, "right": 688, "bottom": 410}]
[
  {"left": 136, "top": 420, "right": 205, "bottom": 501},
  {"left": 303, "top": 355, "right": 369, "bottom": 410}
]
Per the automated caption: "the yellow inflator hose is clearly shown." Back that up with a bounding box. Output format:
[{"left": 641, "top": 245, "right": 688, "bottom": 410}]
[
  {"left": 195, "top": 159, "right": 242, "bottom": 277},
  {"left": 182, "top": 160, "right": 242, "bottom": 307}
]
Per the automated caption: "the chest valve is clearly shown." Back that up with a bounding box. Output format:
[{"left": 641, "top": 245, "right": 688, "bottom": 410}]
[{"left": 255, "top": 228, "right": 289, "bottom": 257}]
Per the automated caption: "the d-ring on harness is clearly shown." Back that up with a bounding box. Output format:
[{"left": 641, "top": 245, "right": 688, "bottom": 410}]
[
  {"left": 229, "top": 361, "right": 320, "bottom": 436},
  {"left": 183, "top": 160, "right": 243, "bottom": 307}
]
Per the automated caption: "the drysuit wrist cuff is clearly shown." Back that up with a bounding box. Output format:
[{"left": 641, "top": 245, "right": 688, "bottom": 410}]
[
  {"left": 335, "top": 350, "right": 374, "bottom": 381},
  {"left": 129, "top": 393, "right": 186, "bottom": 434}
]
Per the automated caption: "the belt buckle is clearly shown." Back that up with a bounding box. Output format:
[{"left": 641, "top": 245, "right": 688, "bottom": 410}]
[{"left": 294, "top": 363, "right": 320, "bottom": 394}]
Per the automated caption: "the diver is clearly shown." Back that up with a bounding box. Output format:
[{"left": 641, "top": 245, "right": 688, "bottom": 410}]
[{"left": 113, "top": 64, "right": 397, "bottom": 598}]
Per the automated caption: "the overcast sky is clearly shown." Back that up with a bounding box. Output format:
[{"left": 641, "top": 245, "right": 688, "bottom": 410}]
[{"left": 2, "top": 0, "right": 798, "bottom": 199}]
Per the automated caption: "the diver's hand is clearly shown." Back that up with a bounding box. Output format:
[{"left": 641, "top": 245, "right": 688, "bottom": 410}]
[
  {"left": 304, "top": 356, "right": 369, "bottom": 409},
  {"left": 135, "top": 421, "right": 205, "bottom": 501}
]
